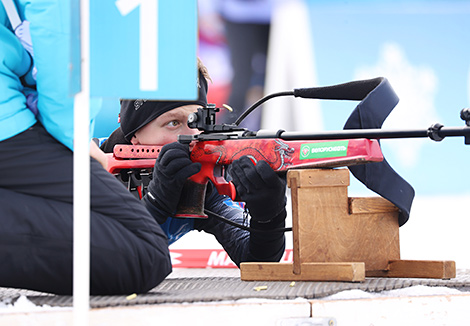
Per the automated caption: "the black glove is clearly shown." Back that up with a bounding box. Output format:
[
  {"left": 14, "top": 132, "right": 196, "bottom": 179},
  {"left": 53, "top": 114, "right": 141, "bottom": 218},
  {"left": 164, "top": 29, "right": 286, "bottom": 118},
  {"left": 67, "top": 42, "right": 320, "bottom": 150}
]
[
  {"left": 146, "top": 142, "right": 201, "bottom": 219},
  {"left": 229, "top": 156, "right": 287, "bottom": 224}
]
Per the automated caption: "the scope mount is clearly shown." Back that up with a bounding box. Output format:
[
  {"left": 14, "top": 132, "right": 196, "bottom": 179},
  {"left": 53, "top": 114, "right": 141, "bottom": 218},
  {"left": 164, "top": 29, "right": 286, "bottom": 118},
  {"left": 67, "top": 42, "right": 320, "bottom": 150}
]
[{"left": 178, "top": 104, "right": 254, "bottom": 144}]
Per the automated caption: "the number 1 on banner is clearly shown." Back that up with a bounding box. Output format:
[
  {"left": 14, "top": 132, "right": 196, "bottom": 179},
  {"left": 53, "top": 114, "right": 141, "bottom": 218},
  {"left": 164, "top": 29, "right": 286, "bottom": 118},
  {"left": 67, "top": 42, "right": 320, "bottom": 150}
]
[{"left": 115, "top": 0, "right": 158, "bottom": 91}]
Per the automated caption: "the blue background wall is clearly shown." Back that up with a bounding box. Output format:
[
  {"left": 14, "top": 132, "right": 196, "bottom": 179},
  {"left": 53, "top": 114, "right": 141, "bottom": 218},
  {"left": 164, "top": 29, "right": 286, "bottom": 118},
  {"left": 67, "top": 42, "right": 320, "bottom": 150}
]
[{"left": 305, "top": 0, "right": 470, "bottom": 196}]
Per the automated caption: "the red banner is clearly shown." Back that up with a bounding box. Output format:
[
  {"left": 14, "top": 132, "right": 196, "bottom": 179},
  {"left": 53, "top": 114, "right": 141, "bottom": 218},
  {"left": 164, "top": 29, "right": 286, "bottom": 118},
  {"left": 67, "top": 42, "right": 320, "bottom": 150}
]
[{"left": 170, "top": 249, "right": 293, "bottom": 268}]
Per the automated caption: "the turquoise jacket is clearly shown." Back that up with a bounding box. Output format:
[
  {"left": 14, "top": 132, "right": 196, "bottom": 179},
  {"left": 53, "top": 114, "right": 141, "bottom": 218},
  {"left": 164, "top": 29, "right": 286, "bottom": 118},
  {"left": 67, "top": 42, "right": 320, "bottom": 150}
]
[{"left": 0, "top": 0, "right": 81, "bottom": 150}]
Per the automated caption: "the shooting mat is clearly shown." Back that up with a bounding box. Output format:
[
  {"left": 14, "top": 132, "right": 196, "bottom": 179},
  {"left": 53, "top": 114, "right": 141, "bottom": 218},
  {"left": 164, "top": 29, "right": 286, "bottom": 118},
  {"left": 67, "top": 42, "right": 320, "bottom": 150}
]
[{"left": 1, "top": 269, "right": 470, "bottom": 308}]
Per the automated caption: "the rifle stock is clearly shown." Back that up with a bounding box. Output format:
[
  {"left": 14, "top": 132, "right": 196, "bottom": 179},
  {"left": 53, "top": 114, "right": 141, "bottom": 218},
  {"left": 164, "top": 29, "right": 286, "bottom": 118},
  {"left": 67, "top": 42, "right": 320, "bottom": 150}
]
[{"left": 106, "top": 138, "right": 383, "bottom": 218}]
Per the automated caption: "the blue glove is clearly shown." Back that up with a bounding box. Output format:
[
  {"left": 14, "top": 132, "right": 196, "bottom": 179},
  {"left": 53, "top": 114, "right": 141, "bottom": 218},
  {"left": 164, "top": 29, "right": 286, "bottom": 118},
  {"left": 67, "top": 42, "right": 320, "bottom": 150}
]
[
  {"left": 146, "top": 142, "right": 201, "bottom": 219},
  {"left": 229, "top": 156, "right": 287, "bottom": 224}
]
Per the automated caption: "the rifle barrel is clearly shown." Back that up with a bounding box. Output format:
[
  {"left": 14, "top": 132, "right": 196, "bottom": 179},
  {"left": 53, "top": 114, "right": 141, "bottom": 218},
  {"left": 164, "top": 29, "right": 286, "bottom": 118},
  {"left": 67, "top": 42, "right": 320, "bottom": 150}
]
[{"left": 276, "top": 126, "right": 470, "bottom": 141}]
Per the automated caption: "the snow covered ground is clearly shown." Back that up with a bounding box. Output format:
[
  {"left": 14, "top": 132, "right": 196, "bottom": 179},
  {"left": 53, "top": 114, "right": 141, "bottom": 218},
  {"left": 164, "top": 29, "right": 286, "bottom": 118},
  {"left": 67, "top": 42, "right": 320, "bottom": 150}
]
[
  {"left": 399, "top": 194, "right": 470, "bottom": 269},
  {"left": 2, "top": 285, "right": 470, "bottom": 326}
]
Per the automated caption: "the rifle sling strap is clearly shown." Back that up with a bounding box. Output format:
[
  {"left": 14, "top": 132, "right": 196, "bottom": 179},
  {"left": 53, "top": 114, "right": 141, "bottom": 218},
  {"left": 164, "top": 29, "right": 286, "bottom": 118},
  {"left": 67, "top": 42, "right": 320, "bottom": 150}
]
[{"left": 303, "top": 77, "right": 414, "bottom": 226}]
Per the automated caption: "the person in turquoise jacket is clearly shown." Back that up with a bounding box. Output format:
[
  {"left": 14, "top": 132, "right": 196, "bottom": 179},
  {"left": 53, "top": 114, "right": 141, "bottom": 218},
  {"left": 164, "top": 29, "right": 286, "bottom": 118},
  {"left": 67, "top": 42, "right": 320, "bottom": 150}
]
[{"left": 0, "top": 0, "right": 171, "bottom": 295}]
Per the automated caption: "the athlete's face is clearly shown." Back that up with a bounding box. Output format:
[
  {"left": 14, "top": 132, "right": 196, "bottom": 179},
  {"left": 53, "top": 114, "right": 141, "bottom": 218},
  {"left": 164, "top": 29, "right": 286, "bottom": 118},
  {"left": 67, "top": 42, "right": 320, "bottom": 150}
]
[{"left": 131, "top": 105, "right": 201, "bottom": 146}]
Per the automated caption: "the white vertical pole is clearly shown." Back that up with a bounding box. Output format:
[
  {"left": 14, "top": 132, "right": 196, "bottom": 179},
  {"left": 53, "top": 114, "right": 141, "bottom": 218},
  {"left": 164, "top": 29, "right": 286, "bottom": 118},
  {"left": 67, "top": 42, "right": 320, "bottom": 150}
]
[
  {"left": 73, "top": 0, "right": 90, "bottom": 324},
  {"left": 262, "top": 0, "right": 322, "bottom": 132}
]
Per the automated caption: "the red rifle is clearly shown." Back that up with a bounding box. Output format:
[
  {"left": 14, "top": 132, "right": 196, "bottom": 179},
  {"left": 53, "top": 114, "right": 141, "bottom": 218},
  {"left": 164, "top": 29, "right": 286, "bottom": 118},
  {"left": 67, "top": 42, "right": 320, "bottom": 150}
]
[{"left": 106, "top": 136, "right": 383, "bottom": 218}]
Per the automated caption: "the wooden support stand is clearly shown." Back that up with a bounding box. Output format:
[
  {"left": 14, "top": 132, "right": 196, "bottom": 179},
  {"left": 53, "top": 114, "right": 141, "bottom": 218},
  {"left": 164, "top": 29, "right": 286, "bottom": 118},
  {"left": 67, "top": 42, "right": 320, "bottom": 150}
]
[{"left": 240, "top": 168, "right": 456, "bottom": 282}]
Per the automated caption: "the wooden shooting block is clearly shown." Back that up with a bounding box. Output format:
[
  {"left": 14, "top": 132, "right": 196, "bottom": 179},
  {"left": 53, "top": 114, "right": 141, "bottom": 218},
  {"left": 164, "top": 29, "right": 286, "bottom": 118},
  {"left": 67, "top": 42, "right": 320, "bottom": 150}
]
[{"left": 240, "top": 168, "right": 456, "bottom": 282}]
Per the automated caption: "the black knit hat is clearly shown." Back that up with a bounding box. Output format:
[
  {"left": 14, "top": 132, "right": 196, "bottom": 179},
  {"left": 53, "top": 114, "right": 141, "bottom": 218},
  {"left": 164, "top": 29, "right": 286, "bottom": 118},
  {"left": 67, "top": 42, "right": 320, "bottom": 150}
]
[{"left": 120, "top": 71, "right": 208, "bottom": 141}]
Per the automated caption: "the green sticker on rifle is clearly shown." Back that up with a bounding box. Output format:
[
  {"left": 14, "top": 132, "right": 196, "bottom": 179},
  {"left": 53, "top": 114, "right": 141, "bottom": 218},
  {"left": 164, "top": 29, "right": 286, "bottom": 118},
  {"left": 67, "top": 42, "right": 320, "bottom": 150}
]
[{"left": 300, "top": 141, "right": 349, "bottom": 159}]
